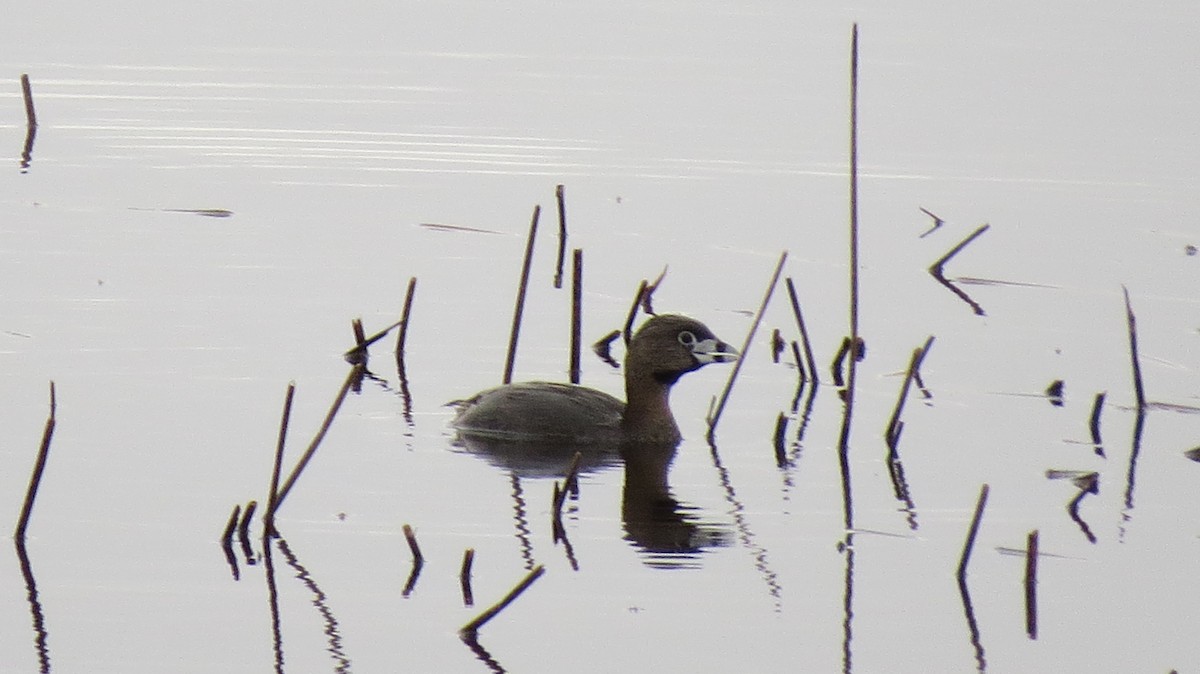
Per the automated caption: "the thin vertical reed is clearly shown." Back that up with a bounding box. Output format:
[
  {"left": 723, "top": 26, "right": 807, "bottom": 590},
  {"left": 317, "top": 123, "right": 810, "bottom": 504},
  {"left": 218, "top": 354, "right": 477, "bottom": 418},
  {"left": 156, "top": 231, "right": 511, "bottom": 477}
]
[
  {"left": 1122, "top": 286, "right": 1146, "bottom": 411},
  {"left": 835, "top": 23, "right": 861, "bottom": 532},
  {"left": 263, "top": 382, "right": 296, "bottom": 535},
  {"left": 503, "top": 205, "right": 541, "bottom": 384},
  {"left": 1024, "top": 530, "right": 1039, "bottom": 639},
  {"left": 553, "top": 185, "right": 567, "bottom": 289},
  {"left": 15, "top": 382, "right": 56, "bottom": 541},
  {"left": 569, "top": 248, "right": 583, "bottom": 384}
]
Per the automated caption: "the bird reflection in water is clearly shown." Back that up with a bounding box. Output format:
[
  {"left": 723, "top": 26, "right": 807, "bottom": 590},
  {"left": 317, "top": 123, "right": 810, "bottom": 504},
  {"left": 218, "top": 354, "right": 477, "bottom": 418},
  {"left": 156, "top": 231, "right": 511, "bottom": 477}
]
[{"left": 451, "top": 434, "right": 731, "bottom": 568}]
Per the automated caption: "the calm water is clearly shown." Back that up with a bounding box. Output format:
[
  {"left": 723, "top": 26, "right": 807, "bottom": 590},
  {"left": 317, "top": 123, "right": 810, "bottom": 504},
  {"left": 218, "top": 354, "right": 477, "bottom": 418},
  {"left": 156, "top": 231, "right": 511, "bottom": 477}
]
[{"left": 1, "top": 2, "right": 1198, "bottom": 672}]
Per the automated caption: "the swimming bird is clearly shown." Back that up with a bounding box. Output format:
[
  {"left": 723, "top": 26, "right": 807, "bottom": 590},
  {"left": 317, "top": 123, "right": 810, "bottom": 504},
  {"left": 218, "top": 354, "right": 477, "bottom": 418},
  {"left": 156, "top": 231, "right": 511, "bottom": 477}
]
[{"left": 451, "top": 314, "right": 737, "bottom": 445}]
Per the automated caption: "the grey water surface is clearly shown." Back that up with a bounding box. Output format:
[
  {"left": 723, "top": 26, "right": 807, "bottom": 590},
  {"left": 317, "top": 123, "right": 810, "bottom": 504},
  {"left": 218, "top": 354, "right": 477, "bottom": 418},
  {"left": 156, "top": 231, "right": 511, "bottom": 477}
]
[{"left": 1, "top": 2, "right": 1198, "bottom": 672}]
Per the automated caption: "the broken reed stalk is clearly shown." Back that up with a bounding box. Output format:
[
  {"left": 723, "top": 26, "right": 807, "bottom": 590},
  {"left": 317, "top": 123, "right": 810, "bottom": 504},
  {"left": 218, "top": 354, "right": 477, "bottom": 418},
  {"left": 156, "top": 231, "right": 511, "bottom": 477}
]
[
  {"left": 553, "top": 452, "right": 584, "bottom": 520},
  {"left": 263, "top": 382, "right": 296, "bottom": 535},
  {"left": 929, "top": 224, "right": 990, "bottom": 316},
  {"left": 836, "top": 24, "right": 861, "bottom": 533},
  {"left": 238, "top": 501, "right": 258, "bottom": 542},
  {"left": 1122, "top": 286, "right": 1146, "bottom": 411},
  {"left": 460, "top": 548, "right": 476, "bottom": 606},
  {"left": 641, "top": 266, "right": 668, "bottom": 315},
  {"left": 622, "top": 280, "right": 648, "bottom": 345},
  {"left": 221, "top": 505, "right": 241, "bottom": 546},
  {"left": 268, "top": 365, "right": 363, "bottom": 519},
  {"left": 707, "top": 250, "right": 788, "bottom": 434},
  {"left": 789, "top": 341, "right": 807, "bottom": 385},
  {"left": 15, "top": 382, "right": 56, "bottom": 541},
  {"left": 21, "top": 74, "right": 37, "bottom": 129},
  {"left": 553, "top": 185, "right": 567, "bottom": 289},
  {"left": 1089, "top": 391, "right": 1106, "bottom": 455},
  {"left": 785, "top": 277, "right": 820, "bottom": 385},
  {"left": 345, "top": 318, "right": 404, "bottom": 363},
  {"left": 459, "top": 564, "right": 546, "bottom": 636},
  {"left": 1025, "top": 530, "right": 1039, "bottom": 639},
  {"left": 395, "top": 277, "right": 418, "bottom": 361},
  {"left": 403, "top": 524, "right": 424, "bottom": 568},
  {"left": 503, "top": 205, "right": 541, "bottom": 384},
  {"left": 569, "top": 248, "right": 583, "bottom": 385},
  {"left": 885, "top": 336, "right": 935, "bottom": 451},
  {"left": 956, "top": 483, "right": 991, "bottom": 582}
]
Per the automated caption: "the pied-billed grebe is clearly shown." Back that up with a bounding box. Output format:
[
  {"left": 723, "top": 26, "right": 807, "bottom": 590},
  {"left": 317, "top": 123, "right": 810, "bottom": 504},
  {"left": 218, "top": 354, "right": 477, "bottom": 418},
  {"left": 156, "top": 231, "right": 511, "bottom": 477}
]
[{"left": 451, "top": 314, "right": 737, "bottom": 444}]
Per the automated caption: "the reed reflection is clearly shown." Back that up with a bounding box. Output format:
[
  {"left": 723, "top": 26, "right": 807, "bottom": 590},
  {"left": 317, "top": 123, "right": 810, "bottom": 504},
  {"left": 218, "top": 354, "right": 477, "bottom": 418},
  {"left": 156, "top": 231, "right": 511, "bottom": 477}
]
[{"left": 13, "top": 539, "right": 51, "bottom": 674}]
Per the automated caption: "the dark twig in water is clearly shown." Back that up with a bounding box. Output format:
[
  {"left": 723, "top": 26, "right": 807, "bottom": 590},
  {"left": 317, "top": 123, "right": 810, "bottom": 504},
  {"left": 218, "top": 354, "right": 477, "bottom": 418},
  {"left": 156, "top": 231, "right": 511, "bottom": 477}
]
[
  {"left": 592, "top": 329, "right": 621, "bottom": 368},
  {"left": 957, "top": 484, "right": 990, "bottom": 583},
  {"left": 1122, "top": 286, "right": 1147, "bottom": 412},
  {"left": 622, "top": 280, "right": 648, "bottom": 345},
  {"left": 503, "top": 205, "right": 541, "bottom": 384},
  {"left": 460, "top": 548, "right": 476, "bottom": 606},
  {"left": 15, "top": 382, "right": 56, "bottom": 541},
  {"left": 1045, "top": 380, "right": 1064, "bottom": 407},
  {"left": 707, "top": 250, "right": 788, "bottom": 437},
  {"left": 1089, "top": 391, "right": 1106, "bottom": 457},
  {"left": 263, "top": 382, "right": 295, "bottom": 536},
  {"left": 553, "top": 185, "right": 568, "bottom": 289},
  {"left": 918, "top": 206, "right": 944, "bottom": 238},
  {"left": 460, "top": 565, "right": 546, "bottom": 636},
  {"left": 784, "top": 278, "right": 820, "bottom": 385},
  {"left": 569, "top": 249, "right": 583, "bottom": 384},
  {"left": 268, "top": 365, "right": 363, "bottom": 521},
  {"left": 928, "top": 224, "right": 990, "bottom": 316},
  {"left": 1025, "top": 530, "right": 1039, "bottom": 640}
]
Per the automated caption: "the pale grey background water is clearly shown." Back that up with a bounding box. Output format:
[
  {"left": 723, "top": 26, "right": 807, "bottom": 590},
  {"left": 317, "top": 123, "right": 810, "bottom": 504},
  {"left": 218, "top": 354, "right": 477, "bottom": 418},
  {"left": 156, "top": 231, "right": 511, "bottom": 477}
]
[{"left": 1, "top": 2, "right": 1198, "bottom": 672}]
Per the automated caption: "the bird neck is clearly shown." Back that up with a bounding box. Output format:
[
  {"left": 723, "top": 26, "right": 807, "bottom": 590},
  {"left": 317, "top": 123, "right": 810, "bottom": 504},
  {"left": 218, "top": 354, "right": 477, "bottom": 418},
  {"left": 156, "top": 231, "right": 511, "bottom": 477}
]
[{"left": 622, "top": 370, "right": 681, "bottom": 444}]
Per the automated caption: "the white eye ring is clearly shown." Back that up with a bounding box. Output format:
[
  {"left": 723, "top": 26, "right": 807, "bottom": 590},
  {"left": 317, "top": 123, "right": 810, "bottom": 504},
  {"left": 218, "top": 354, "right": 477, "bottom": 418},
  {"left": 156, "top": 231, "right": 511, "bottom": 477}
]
[{"left": 678, "top": 331, "right": 697, "bottom": 347}]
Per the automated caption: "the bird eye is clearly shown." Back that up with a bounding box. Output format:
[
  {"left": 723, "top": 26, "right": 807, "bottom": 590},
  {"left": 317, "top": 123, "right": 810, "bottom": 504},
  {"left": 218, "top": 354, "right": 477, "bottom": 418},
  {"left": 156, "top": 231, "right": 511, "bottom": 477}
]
[{"left": 678, "top": 331, "right": 696, "bottom": 347}]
